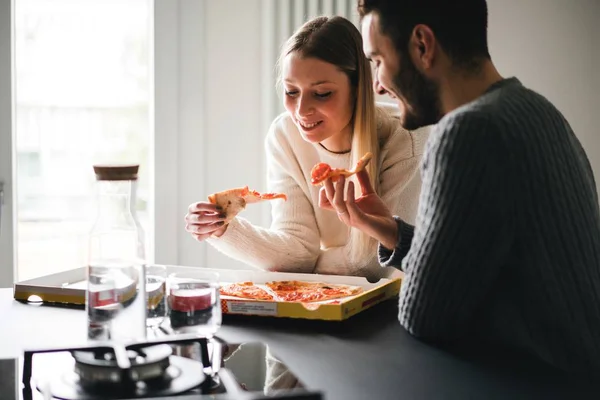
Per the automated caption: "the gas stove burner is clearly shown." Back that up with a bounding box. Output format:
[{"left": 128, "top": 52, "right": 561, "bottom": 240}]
[
  {"left": 45, "top": 354, "right": 204, "bottom": 400},
  {"left": 25, "top": 340, "right": 209, "bottom": 400},
  {"left": 72, "top": 344, "right": 172, "bottom": 385},
  {"left": 20, "top": 339, "right": 323, "bottom": 400},
  {"left": 49, "top": 357, "right": 203, "bottom": 399}
]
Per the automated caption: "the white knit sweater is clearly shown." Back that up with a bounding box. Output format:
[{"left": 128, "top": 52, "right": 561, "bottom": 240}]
[{"left": 206, "top": 104, "right": 429, "bottom": 277}]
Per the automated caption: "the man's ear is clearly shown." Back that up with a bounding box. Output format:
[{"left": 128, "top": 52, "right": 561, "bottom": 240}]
[{"left": 409, "top": 24, "right": 436, "bottom": 70}]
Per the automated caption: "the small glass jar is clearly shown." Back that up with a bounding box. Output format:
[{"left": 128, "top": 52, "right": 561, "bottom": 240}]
[{"left": 86, "top": 164, "right": 146, "bottom": 342}]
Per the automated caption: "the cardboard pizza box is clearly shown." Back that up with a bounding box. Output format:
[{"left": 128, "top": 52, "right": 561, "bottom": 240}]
[{"left": 13, "top": 265, "right": 402, "bottom": 321}]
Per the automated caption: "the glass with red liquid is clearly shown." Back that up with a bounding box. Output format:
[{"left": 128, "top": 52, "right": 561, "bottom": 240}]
[{"left": 167, "top": 270, "right": 221, "bottom": 337}]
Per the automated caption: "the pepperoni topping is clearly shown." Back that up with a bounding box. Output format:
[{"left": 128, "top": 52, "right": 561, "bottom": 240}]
[{"left": 311, "top": 163, "right": 332, "bottom": 184}]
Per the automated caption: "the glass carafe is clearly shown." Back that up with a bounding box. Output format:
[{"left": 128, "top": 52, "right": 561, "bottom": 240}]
[{"left": 87, "top": 165, "right": 146, "bottom": 342}]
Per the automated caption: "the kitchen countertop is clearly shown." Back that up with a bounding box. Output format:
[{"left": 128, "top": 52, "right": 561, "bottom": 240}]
[{"left": 1, "top": 288, "right": 598, "bottom": 399}]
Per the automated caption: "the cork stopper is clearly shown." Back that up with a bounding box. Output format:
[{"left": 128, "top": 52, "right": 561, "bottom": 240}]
[{"left": 93, "top": 165, "right": 139, "bottom": 181}]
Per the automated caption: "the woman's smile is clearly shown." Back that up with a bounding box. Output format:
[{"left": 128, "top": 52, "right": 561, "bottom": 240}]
[{"left": 297, "top": 119, "right": 324, "bottom": 131}]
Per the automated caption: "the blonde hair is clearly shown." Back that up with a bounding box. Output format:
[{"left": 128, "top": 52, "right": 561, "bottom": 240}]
[{"left": 277, "top": 16, "right": 380, "bottom": 268}]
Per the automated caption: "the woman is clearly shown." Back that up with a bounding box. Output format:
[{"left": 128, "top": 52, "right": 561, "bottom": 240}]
[{"left": 184, "top": 16, "right": 428, "bottom": 279}]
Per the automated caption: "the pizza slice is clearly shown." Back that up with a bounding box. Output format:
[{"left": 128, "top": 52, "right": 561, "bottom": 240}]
[
  {"left": 208, "top": 186, "right": 287, "bottom": 224},
  {"left": 220, "top": 281, "right": 275, "bottom": 301},
  {"left": 310, "top": 152, "right": 373, "bottom": 185},
  {"left": 266, "top": 280, "right": 363, "bottom": 303}
]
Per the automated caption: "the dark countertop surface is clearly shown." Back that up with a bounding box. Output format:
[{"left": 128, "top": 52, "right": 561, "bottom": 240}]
[{"left": 1, "top": 288, "right": 598, "bottom": 399}]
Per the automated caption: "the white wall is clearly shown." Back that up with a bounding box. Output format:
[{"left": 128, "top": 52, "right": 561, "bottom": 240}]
[
  {"left": 179, "top": 0, "right": 600, "bottom": 268},
  {"left": 203, "top": 0, "right": 266, "bottom": 270},
  {"left": 487, "top": 0, "right": 600, "bottom": 195},
  {"left": 178, "top": 0, "right": 266, "bottom": 270}
]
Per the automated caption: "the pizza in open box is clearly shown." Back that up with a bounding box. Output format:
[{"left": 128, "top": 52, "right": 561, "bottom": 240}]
[
  {"left": 220, "top": 280, "right": 363, "bottom": 303},
  {"left": 266, "top": 280, "right": 363, "bottom": 302}
]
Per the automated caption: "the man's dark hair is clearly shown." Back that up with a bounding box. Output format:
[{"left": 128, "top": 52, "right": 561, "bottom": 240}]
[{"left": 358, "top": 0, "right": 491, "bottom": 69}]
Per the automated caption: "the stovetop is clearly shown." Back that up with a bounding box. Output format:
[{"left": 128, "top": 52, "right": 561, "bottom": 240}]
[{"left": 0, "top": 335, "right": 322, "bottom": 400}]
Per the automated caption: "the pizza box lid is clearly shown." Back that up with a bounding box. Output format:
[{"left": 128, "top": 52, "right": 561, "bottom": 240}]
[{"left": 13, "top": 265, "right": 402, "bottom": 321}]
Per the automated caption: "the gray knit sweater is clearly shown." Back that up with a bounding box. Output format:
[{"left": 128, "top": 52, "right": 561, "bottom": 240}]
[{"left": 379, "top": 78, "right": 600, "bottom": 378}]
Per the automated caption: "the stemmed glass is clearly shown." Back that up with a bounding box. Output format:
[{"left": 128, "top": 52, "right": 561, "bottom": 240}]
[{"left": 145, "top": 264, "right": 168, "bottom": 336}]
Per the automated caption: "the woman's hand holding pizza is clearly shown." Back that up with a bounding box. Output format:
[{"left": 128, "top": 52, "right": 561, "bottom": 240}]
[
  {"left": 318, "top": 169, "right": 399, "bottom": 250},
  {"left": 185, "top": 186, "right": 287, "bottom": 241},
  {"left": 185, "top": 202, "right": 228, "bottom": 241}
]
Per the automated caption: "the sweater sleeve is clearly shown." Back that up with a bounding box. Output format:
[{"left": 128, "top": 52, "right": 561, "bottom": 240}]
[
  {"left": 314, "top": 126, "right": 425, "bottom": 277},
  {"left": 398, "top": 111, "right": 514, "bottom": 341},
  {"left": 206, "top": 119, "right": 321, "bottom": 273},
  {"left": 378, "top": 217, "right": 415, "bottom": 268}
]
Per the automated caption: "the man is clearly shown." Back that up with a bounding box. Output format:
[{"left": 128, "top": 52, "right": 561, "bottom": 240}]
[{"left": 319, "top": 0, "right": 600, "bottom": 377}]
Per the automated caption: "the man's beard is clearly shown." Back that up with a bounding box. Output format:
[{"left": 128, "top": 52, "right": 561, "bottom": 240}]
[{"left": 392, "top": 53, "right": 442, "bottom": 130}]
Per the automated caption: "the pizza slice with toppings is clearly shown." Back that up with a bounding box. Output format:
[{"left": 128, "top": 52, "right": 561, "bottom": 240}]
[
  {"left": 220, "top": 281, "right": 275, "bottom": 301},
  {"left": 208, "top": 186, "right": 287, "bottom": 224},
  {"left": 310, "top": 152, "right": 373, "bottom": 185}
]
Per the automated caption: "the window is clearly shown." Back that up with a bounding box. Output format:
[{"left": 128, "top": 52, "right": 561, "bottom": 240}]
[{"left": 14, "top": 0, "right": 152, "bottom": 281}]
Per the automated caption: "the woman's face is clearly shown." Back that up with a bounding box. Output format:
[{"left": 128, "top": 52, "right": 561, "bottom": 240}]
[{"left": 282, "top": 52, "right": 354, "bottom": 152}]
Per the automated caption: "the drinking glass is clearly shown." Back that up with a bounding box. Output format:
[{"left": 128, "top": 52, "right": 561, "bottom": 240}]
[
  {"left": 145, "top": 264, "right": 167, "bottom": 330},
  {"left": 167, "top": 270, "right": 221, "bottom": 337}
]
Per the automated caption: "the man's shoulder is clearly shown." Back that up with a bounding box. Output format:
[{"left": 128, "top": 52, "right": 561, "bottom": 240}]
[
  {"left": 427, "top": 100, "right": 505, "bottom": 160},
  {"left": 435, "top": 103, "right": 496, "bottom": 138},
  {"left": 446, "top": 77, "right": 559, "bottom": 131}
]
